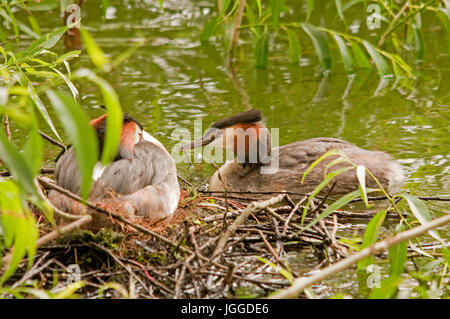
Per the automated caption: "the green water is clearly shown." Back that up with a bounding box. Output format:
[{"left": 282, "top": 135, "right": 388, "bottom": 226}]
[
  {"left": 35, "top": 0, "right": 449, "bottom": 195},
  {"left": 14, "top": 0, "right": 450, "bottom": 297}
]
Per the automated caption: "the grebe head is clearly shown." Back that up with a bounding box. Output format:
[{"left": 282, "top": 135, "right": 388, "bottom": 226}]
[
  {"left": 182, "top": 109, "right": 272, "bottom": 165},
  {"left": 89, "top": 112, "right": 144, "bottom": 159}
]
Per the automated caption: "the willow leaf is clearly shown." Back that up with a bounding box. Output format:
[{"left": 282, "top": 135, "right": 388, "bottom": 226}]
[
  {"left": 395, "top": 193, "right": 442, "bottom": 242},
  {"left": 350, "top": 40, "right": 372, "bottom": 69},
  {"left": 286, "top": 29, "right": 301, "bottom": 64},
  {"left": 362, "top": 40, "right": 393, "bottom": 78},
  {"left": 73, "top": 68, "right": 123, "bottom": 166},
  {"left": 333, "top": 34, "right": 354, "bottom": 74},
  {"left": 254, "top": 31, "right": 270, "bottom": 68},
  {"left": 0, "top": 130, "right": 36, "bottom": 195},
  {"left": 46, "top": 89, "right": 99, "bottom": 200},
  {"left": 80, "top": 28, "right": 111, "bottom": 72},
  {"left": 357, "top": 210, "right": 388, "bottom": 270},
  {"left": 301, "top": 23, "right": 331, "bottom": 73}
]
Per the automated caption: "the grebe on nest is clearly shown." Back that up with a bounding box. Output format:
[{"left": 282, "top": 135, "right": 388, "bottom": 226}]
[
  {"left": 181, "top": 109, "right": 405, "bottom": 198},
  {"left": 49, "top": 113, "right": 180, "bottom": 222}
]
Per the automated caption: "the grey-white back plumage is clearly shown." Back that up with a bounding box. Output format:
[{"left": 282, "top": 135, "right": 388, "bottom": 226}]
[{"left": 52, "top": 138, "right": 180, "bottom": 219}]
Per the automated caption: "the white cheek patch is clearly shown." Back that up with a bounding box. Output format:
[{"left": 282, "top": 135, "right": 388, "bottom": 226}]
[
  {"left": 135, "top": 127, "right": 143, "bottom": 144},
  {"left": 92, "top": 162, "right": 106, "bottom": 181}
]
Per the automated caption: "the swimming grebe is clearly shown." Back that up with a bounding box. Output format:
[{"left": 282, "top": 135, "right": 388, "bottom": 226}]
[
  {"left": 181, "top": 110, "right": 405, "bottom": 198},
  {"left": 48, "top": 113, "right": 180, "bottom": 221}
]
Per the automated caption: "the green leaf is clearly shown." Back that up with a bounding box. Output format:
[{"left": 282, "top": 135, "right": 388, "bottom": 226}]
[
  {"left": 302, "top": 189, "right": 373, "bottom": 233},
  {"left": 256, "top": 0, "right": 262, "bottom": 18},
  {"left": 356, "top": 165, "right": 368, "bottom": 207},
  {"left": 55, "top": 50, "right": 81, "bottom": 64},
  {"left": 27, "top": 82, "right": 62, "bottom": 142},
  {"left": 362, "top": 40, "right": 393, "bottom": 78},
  {"left": 389, "top": 240, "right": 407, "bottom": 279},
  {"left": 395, "top": 193, "right": 442, "bottom": 242},
  {"left": 80, "top": 28, "right": 111, "bottom": 72},
  {"left": 0, "top": 180, "right": 38, "bottom": 284},
  {"left": 301, "top": 23, "right": 331, "bottom": 74},
  {"left": 257, "top": 256, "right": 293, "bottom": 284},
  {"left": 46, "top": 89, "right": 99, "bottom": 199},
  {"left": 111, "top": 43, "right": 141, "bottom": 68},
  {"left": 301, "top": 149, "right": 348, "bottom": 184},
  {"left": 25, "top": 24, "right": 72, "bottom": 57},
  {"left": 4, "top": 5, "right": 19, "bottom": 46},
  {"left": 0, "top": 130, "right": 37, "bottom": 195},
  {"left": 219, "top": 0, "right": 232, "bottom": 16},
  {"left": 436, "top": 10, "right": 450, "bottom": 54},
  {"left": 22, "top": 129, "right": 43, "bottom": 178},
  {"left": 306, "top": 0, "right": 314, "bottom": 21},
  {"left": 286, "top": 29, "right": 301, "bottom": 64},
  {"left": 27, "top": 13, "right": 41, "bottom": 37},
  {"left": 350, "top": 40, "right": 372, "bottom": 69},
  {"left": 200, "top": 17, "right": 219, "bottom": 42},
  {"left": 72, "top": 69, "right": 122, "bottom": 165},
  {"left": 254, "top": 31, "right": 270, "bottom": 68},
  {"left": 335, "top": 0, "right": 346, "bottom": 24},
  {"left": 270, "top": 0, "right": 281, "bottom": 26},
  {"left": 301, "top": 166, "right": 354, "bottom": 224},
  {"left": 52, "top": 281, "right": 85, "bottom": 299},
  {"left": 357, "top": 210, "right": 387, "bottom": 270},
  {"left": 333, "top": 34, "right": 354, "bottom": 74},
  {"left": 369, "top": 277, "right": 403, "bottom": 299},
  {"left": 27, "top": 1, "right": 59, "bottom": 11}
]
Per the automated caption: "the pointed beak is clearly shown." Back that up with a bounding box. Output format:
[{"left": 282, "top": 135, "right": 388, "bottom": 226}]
[
  {"left": 179, "top": 127, "right": 220, "bottom": 151},
  {"left": 180, "top": 136, "right": 213, "bottom": 151}
]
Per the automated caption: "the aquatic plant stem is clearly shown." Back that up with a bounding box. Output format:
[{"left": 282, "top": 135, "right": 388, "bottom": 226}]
[
  {"left": 269, "top": 211, "right": 450, "bottom": 299},
  {"left": 378, "top": 0, "right": 410, "bottom": 47},
  {"left": 228, "top": 0, "right": 246, "bottom": 64}
]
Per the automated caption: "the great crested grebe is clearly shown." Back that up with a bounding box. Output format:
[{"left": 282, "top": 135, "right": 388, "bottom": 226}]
[
  {"left": 182, "top": 109, "right": 405, "bottom": 197},
  {"left": 48, "top": 113, "right": 180, "bottom": 221}
]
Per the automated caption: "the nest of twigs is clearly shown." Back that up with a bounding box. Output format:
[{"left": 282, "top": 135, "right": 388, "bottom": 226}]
[{"left": 3, "top": 177, "right": 409, "bottom": 299}]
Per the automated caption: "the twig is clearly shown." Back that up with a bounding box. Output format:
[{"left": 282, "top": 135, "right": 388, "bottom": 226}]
[
  {"left": 37, "top": 176, "right": 194, "bottom": 255},
  {"left": 269, "top": 211, "right": 450, "bottom": 298},
  {"left": 174, "top": 254, "right": 195, "bottom": 298},
  {"left": 283, "top": 195, "right": 308, "bottom": 235},
  {"left": 2, "top": 214, "right": 92, "bottom": 273},
  {"left": 212, "top": 194, "right": 286, "bottom": 259},
  {"left": 36, "top": 215, "right": 92, "bottom": 248},
  {"left": 177, "top": 175, "right": 194, "bottom": 188},
  {"left": 35, "top": 177, "right": 83, "bottom": 221},
  {"left": 10, "top": 252, "right": 53, "bottom": 289},
  {"left": 38, "top": 130, "right": 67, "bottom": 151},
  {"left": 1, "top": 168, "right": 54, "bottom": 177},
  {"left": 3, "top": 114, "right": 11, "bottom": 141},
  {"left": 89, "top": 242, "right": 154, "bottom": 296},
  {"left": 256, "top": 230, "right": 284, "bottom": 267}
]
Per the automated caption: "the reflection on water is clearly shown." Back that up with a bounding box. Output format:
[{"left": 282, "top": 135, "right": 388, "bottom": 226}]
[
  {"left": 27, "top": 0, "right": 449, "bottom": 297},
  {"left": 58, "top": 0, "right": 449, "bottom": 196}
]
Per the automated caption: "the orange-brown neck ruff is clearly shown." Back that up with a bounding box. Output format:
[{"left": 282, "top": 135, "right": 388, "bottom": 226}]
[
  {"left": 231, "top": 121, "right": 269, "bottom": 164},
  {"left": 89, "top": 114, "right": 107, "bottom": 128},
  {"left": 89, "top": 114, "right": 139, "bottom": 159}
]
